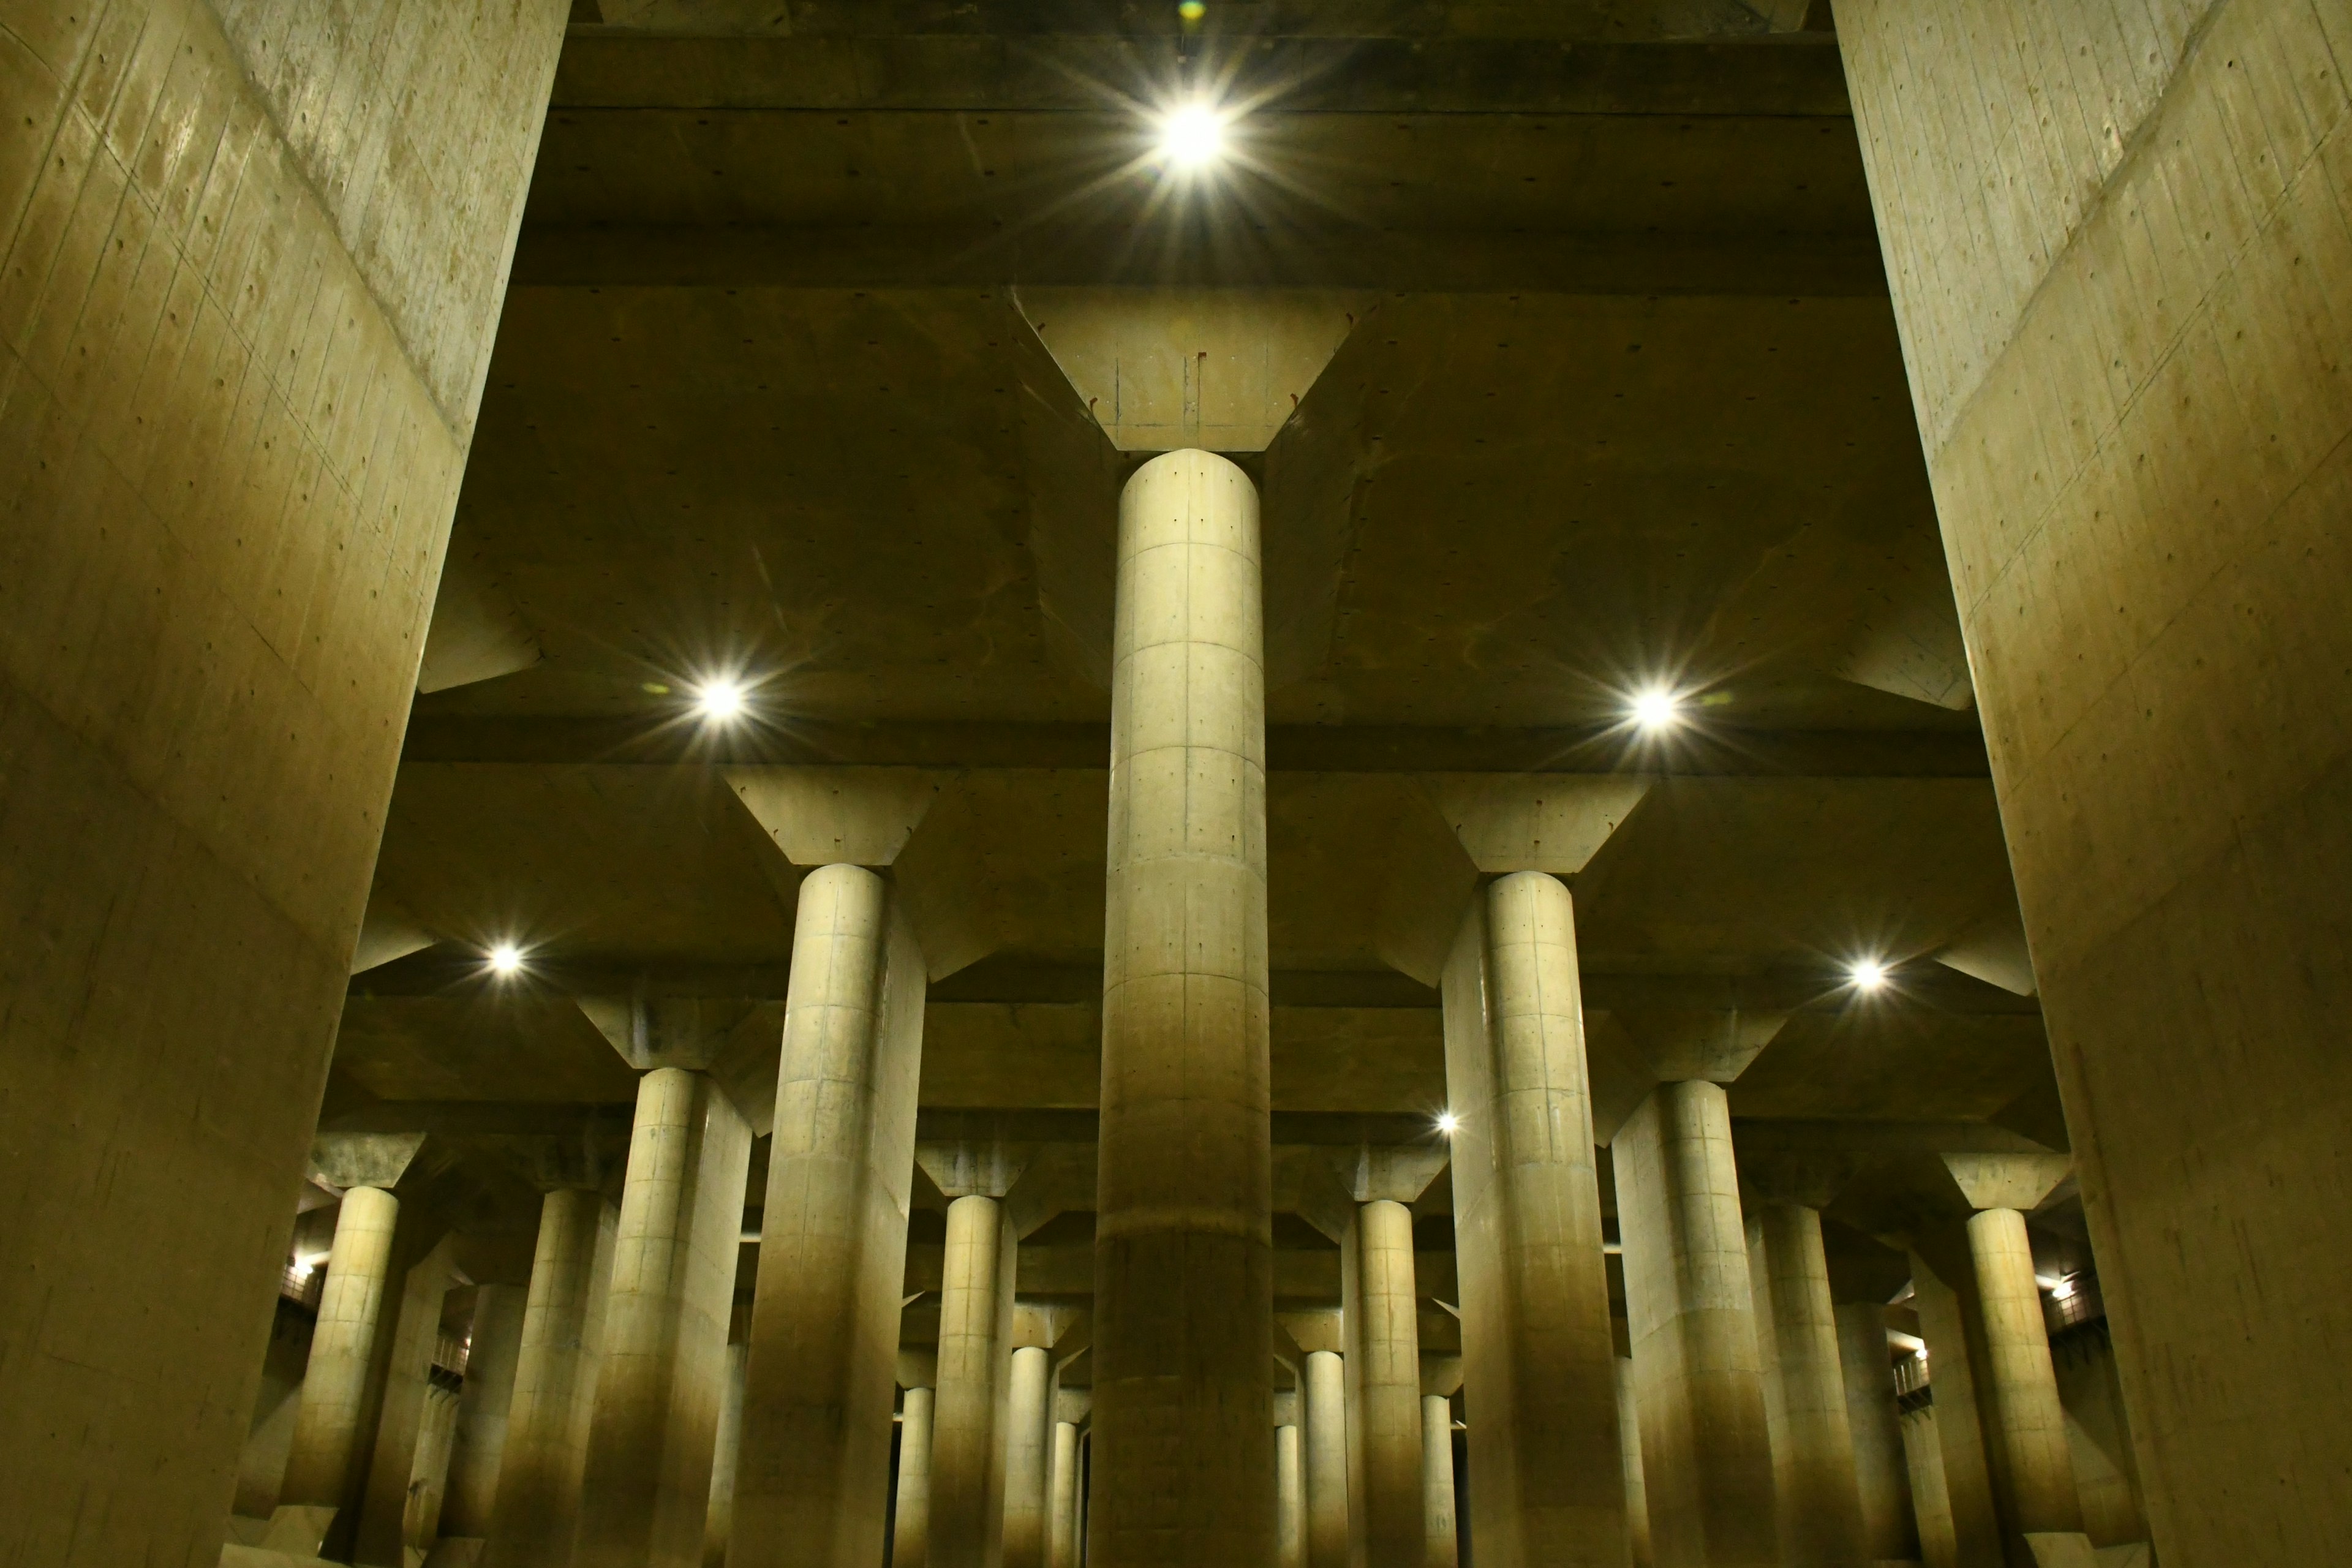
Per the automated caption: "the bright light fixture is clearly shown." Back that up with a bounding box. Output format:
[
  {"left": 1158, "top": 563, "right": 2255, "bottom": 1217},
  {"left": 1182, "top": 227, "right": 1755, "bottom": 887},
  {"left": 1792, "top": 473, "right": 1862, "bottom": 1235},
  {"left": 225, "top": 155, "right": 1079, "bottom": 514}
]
[
  {"left": 696, "top": 679, "right": 745, "bottom": 721},
  {"left": 1436, "top": 1111, "right": 1460, "bottom": 1136},
  {"left": 1849, "top": 957, "right": 1888, "bottom": 991},
  {"left": 1158, "top": 102, "right": 1227, "bottom": 170},
  {"left": 1630, "top": 687, "right": 1680, "bottom": 731},
  {"left": 488, "top": 942, "right": 524, "bottom": 976}
]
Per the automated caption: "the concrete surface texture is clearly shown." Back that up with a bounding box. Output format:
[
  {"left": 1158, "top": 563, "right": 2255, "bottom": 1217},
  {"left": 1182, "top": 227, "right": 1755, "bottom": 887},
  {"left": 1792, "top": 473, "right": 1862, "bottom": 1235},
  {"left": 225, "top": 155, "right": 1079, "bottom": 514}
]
[{"left": 4, "top": 4, "right": 2341, "bottom": 1567}]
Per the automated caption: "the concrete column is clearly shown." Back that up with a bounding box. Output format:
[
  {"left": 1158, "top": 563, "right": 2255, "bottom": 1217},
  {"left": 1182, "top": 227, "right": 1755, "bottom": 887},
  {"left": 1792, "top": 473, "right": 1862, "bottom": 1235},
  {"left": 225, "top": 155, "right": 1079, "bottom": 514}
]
[
  {"left": 280, "top": 1186, "right": 403, "bottom": 1515},
  {"left": 1899, "top": 1406, "right": 1959, "bottom": 1568},
  {"left": 1421, "top": 1395, "right": 1459, "bottom": 1568},
  {"left": 1615, "top": 1080, "right": 1777, "bottom": 1568},
  {"left": 355, "top": 1240, "right": 464, "bottom": 1567},
  {"left": 1439, "top": 871, "right": 1629, "bottom": 1568},
  {"left": 1907, "top": 1249, "right": 2003, "bottom": 1568},
  {"left": 1965, "top": 1208, "right": 2082, "bottom": 1540},
  {"left": 487, "top": 1188, "right": 614, "bottom": 1568},
  {"left": 1276, "top": 1423, "right": 1306, "bottom": 1568},
  {"left": 1615, "top": 1358, "right": 1652, "bottom": 1568},
  {"left": 1833, "top": 1304, "right": 1918, "bottom": 1565},
  {"left": 1049, "top": 1420, "right": 1082, "bottom": 1568},
  {"left": 896, "top": 1386, "right": 937, "bottom": 1568},
  {"left": 575, "top": 1068, "right": 754, "bottom": 1568},
  {"left": 704, "top": 1340, "right": 750, "bottom": 1568},
  {"left": 1004, "top": 1346, "right": 1055, "bottom": 1568},
  {"left": 1757, "top": 1204, "right": 1869, "bottom": 1567},
  {"left": 440, "top": 1285, "right": 529, "bottom": 1541},
  {"left": 1349, "top": 1200, "right": 1425, "bottom": 1567},
  {"left": 733, "top": 862, "right": 927, "bottom": 1568},
  {"left": 1095, "top": 448, "right": 1276, "bottom": 1568},
  {"left": 1303, "top": 1350, "right": 1351, "bottom": 1568},
  {"left": 1743, "top": 1213, "right": 1793, "bottom": 1562},
  {"left": 933, "top": 1194, "right": 1008, "bottom": 1568}
]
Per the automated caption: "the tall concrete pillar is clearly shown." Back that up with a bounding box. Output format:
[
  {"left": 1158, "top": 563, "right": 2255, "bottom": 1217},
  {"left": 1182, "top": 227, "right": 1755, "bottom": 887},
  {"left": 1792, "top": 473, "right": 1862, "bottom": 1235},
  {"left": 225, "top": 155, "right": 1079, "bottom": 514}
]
[
  {"left": 1742, "top": 1213, "right": 1793, "bottom": 1561},
  {"left": 1965, "top": 1208, "right": 2082, "bottom": 1542},
  {"left": 1303, "top": 1350, "right": 1351, "bottom": 1568},
  {"left": 1439, "top": 871, "right": 1629, "bottom": 1568},
  {"left": 1907, "top": 1247, "right": 2004, "bottom": 1568},
  {"left": 1004, "top": 1346, "right": 1055, "bottom": 1568},
  {"left": 1348, "top": 1199, "right": 1426, "bottom": 1567},
  {"left": 487, "top": 1187, "right": 615, "bottom": 1568},
  {"left": 355, "top": 1238, "right": 466, "bottom": 1567},
  {"left": 895, "top": 1385, "right": 937, "bottom": 1568},
  {"left": 1616, "top": 1080, "right": 1777, "bottom": 1568},
  {"left": 1094, "top": 448, "right": 1276, "bottom": 1568},
  {"left": 1276, "top": 1422, "right": 1306, "bottom": 1568},
  {"left": 440, "top": 1285, "right": 529, "bottom": 1542},
  {"left": 933, "top": 1194, "right": 1009, "bottom": 1568},
  {"left": 1049, "top": 1420, "right": 1082, "bottom": 1568},
  {"left": 1615, "top": 1357, "right": 1653, "bottom": 1568},
  {"left": 1833, "top": 1303, "right": 1918, "bottom": 1565},
  {"left": 279, "top": 1185, "right": 404, "bottom": 1521},
  {"left": 732, "top": 862, "right": 927, "bottom": 1568},
  {"left": 1421, "top": 1395, "right": 1459, "bottom": 1568},
  {"left": 575, "top": 1068, "right": 754, "bottom": 1568},
  {"left": 704, "top": 1339, "right": 750, "bottom": 1568},
  {"left": 1756, "top": 1204, "right": 1869, "bottom": 1567},
  {"left": 0, "top": 8, "right": 567, "bottom": 1562},
  {"left": 1898, "top": 1404, "right": 1959, "bottom": 1568}
]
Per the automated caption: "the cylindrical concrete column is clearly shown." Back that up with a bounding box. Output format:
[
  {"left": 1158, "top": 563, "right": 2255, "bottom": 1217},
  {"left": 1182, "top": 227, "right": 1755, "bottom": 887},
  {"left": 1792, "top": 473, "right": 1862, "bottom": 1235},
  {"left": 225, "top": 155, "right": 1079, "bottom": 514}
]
[
  {"left": 1966, "top": 1208, "right": 2083, "bottom": 1535},
  {"left": 1049, "top": 1420, "right": 1082, "bottom": 1568},
  {"left": 486, "top": 1188, "right": 611, "bottom": 1568},
  {"left": 1276, "top": 1423, "right": 1306, "bottom": 1568},
  {"left": 1615, "top": 1357, "right": 1652, "bottom": 1568},
  {"left": 1421, "top": 1396, "right": 1458, "bottom": 1568},
  {"left": 704, "top": 1340, "right": 750, "bottom": 1568},
  {"left": 933, "top": 1194, "right": 1006, "bottom": 1567},
  {"left": 1758, "top": 1204, "right": 1868, "bottom": 1567},
  {"left": 281, "top": 1185, "right": 402, "bottom": 1508},
  {"left": 1615, "top": 1079, "right": 1777, "bottom": 1568},
  {"left": 1743, "top": 1213, "right": 1793, "bottom": 1565},
  {"left": 1004, "top": 1346, "right": 1055, "bottom": 1568},
  {"left": 1833, "top": 1304, "right": 1918, "bottom": 1564},
  {"left": 1303, "top": 1351, "right": 1350, "bottom": 1568},
  {"left": 1095, "top": 448, "right": 1275, "bottom": 1568},
  {"left": 1439, "top": 870, "right": 1629, "bottom": 1568},
  {"left": 734, "top": 862, "right": 925, "bottom": 1568},
  {"left": 440, "top": 1284, "right": 529, "bottom": 1539},
  {"left": 895, "top": 1387, "right": 937, "bottom": 1568},
  {"left": 576, "top": 1068, "right": 755, "bottom": 1568},
  {"left": 1353, "top": 1200, "right": 1425, "bottom": 1567}
]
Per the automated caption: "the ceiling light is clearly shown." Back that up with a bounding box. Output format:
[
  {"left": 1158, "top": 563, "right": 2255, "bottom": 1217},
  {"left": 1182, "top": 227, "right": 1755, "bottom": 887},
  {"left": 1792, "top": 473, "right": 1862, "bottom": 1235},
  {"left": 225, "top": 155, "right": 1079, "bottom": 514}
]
[
  {"left": 1849, "top": 957, "right": 1888, "bottom": 991},
  {"left": 1178, "top": 0, "right": 1206, "bottom": 17},
  {"left": 696, "top": 679, "right": 745, "bottom": 721},
  {"left": 1157, "top": 102, "right": 1227, "bottom": 170},
  {"left": 1630, "top": 688, "right": 1680, "bottom": 731},
  {"left": 1436, "top": 1111, "right": 1460, "bottom": 1136},
  {"left": 488, "top": 943, "right": 524, "bottom": 976}
]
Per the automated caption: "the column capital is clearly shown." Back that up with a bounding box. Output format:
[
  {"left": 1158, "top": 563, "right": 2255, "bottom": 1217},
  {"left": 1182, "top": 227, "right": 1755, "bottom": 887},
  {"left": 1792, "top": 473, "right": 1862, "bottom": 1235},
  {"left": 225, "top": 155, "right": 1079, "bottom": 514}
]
[
  {"left": 1941, "top": 1152, "right": 2073, "bottom": 1213},
  {"left": 308, "top": 1131, "right": 429, "bottom": 1193}
]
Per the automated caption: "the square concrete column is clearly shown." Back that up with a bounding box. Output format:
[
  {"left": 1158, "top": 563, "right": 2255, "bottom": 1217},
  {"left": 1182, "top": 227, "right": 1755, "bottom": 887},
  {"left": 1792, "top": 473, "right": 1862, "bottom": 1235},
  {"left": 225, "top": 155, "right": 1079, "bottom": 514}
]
[
  {"left": 437, "top": 1283, "right": 529, "bottom": 1544},
  {"left": 731, "top": 862, "right": 927, "bottom": 1568},
  {"left": 1615, "top": 1080, "right": 1777, "bottom": 1568},
  {"left": 1754, "top": 1203, "right": 1870, "bottom": 1568},
  {"left": 1303, "top": 1349, "right": 1351, "bottom": 1568},
  {"left": 486, "top": 1186, "right": 617, "bottom": 1568},
  {"left": 896, "top": 1384, "right": 937, "bottom": 1568},
  {"left": 1439, "top": 872, "right": 1630, "bottom": 1568},
  {"left": 1833, "top": 1302, "right": 1919, "bottom": 1566},
  {"left": 575, "top": 1068, "right": 754, "bottom": 1568},
  {"left": 1095, "top": 448, "right": 1276, "bottom": 1568}
]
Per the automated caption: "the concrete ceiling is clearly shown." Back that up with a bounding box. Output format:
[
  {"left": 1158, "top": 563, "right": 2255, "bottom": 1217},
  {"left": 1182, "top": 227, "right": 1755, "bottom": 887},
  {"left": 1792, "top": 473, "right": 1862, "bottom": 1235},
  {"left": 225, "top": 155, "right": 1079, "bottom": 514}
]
[{"left": 337, "top": 8, "right": 2060, "bottom": 1289}]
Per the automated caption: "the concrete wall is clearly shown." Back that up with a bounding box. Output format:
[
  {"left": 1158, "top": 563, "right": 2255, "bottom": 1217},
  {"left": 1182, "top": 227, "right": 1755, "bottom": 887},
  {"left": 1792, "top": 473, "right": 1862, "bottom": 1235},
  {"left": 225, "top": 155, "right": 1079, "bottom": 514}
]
[
  {"left": 0, "top": 4, "right": 564, "bottom": 1564},
  {"left": 1841, "top": 5, "right": 2352, "bottom": 1562}
]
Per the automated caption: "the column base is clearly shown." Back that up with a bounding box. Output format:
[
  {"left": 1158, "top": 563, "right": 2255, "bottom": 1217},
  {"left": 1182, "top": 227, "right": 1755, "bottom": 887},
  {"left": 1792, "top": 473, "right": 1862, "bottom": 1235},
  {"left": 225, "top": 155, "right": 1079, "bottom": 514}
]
[{"left": 2023, "top": 1532, "right": 2099, "bottom": 1568}]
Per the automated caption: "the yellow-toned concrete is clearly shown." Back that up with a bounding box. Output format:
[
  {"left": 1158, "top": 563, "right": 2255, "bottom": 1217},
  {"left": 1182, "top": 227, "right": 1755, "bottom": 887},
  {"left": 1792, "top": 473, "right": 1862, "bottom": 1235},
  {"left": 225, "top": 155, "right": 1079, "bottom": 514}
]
[
  {"left": 1003, "top": 1346, "right": 1055, "bottom": 1568},
  {"left": 1422, "top": 1394, "right": 1460, "bottom": 1568},
  {"left": 1616, "top": 1357, "right": 1654, "bottom": 1568},
  {"left": 1442, "top": 872, "right": 1630, "bottom": 1568},
  {"left": 1047, "top": 1418, "right": 1082, "bottom": 1568},
  {"left": 1346, "top": 1199, "right": 1427, "bottom": 1568},
  {"left": 931, "top": 1193, "right": 1009, "bottom": 1568},
  {"left": 732, "top": 864, "right": 927, "bottom": 1568},
  {"left": 439, "top": 1285, "right": 526, "bottom": 1544},
  {"left": 1834, "top": 1303, "right": 1919, "bottom": 1565},
  {"left": 1303, "top": 1349, "right": 1351, "bottom": 1568},
  {"left": 1276, "top": 1421, "right": 1306, "bottom": 1568},
  {"left": 1093, "top": 449, "right": 1276, "bottom": 1567},
  {"left": 0, "top": 3, "right": 563, "bottom": 1559},
  {"left": 576, "top": 1069, "right": 753, "bottom": 1568},
  {"left": 1841, "top": 5, "right": 2352, "bottom": 1559},
  {"left": 486, "top": 1188, "right": 614, "bottom": 1568},
  {"left": 279, "top": 1186, "right": 401, "bottom": 1522},
  {"left": 895, "top": 1385, "right": 937, "bottom": 1568}
]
